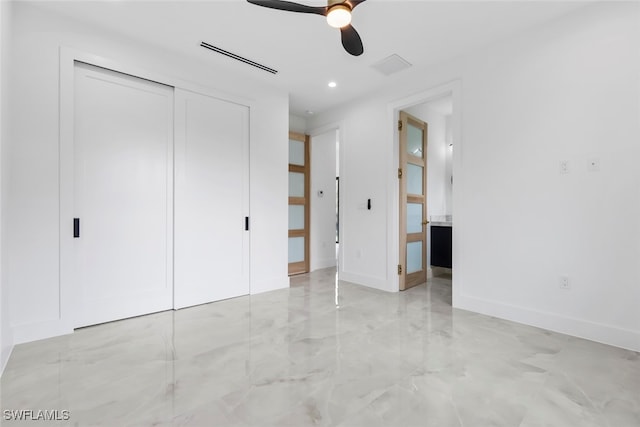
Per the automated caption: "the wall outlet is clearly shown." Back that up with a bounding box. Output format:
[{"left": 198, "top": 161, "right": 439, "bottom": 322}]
[{"left": 559, "top": 275, "right": 570, "bottom": 290}]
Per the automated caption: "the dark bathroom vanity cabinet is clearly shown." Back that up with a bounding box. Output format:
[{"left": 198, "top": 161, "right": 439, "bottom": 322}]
[{"left": 430, "top": 223, "right": 452, "bottom": 268}]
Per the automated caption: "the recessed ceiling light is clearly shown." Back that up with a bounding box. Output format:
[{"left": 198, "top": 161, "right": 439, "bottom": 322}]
[
  {"left": 306, "top": 110, "right": 314, "bottom": 115},
  {"left": 328, "top": 81, "right": 337, "bottom": 88}
]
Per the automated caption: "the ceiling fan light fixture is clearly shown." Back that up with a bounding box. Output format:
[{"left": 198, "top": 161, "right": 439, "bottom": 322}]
[
  {"left": 246, "top": 0, "right": 366, "bottom": 56},
  {"left": 326, "top": 4, "right": 352, "bottom": 28}
]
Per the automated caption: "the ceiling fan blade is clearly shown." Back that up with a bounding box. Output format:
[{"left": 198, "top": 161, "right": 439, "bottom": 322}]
[
  {"left": 340, "top": 24, "right": 364, "bottom": 56},
  {"left": 346, "top": 0, "right": 367, "bottom": 10},
  {"left": 246, "top": 0, "right": 327, "bottom": 16}
]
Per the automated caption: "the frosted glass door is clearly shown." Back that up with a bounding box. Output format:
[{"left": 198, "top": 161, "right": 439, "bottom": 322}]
[
  {"left": 289, "top": 139, "right": 305, "bottom": 166},
  {"left": 406, "top": 164, "right": 424, "bottom": 195},
  {"left": 407, "top": 124, "right": 424, "bottom": 158},
  {"left": 407, "top": 203, "right": 423, "bottom": 233},
  {"left": 288, "top": 237, "right": 305, "bottom": 263},
  {"left": 399, "top": 111, "right": 428, "bottom": 290},
  {"left": 289, "top": 172, "right": 305, "bottom": 197},
  {"left": 288, "top": 205, "right": 305, "bottom": 230},
  {"left": 288, "top": 133, "right": 310, "bottom": 275},
  {"left": 406, "top": 242, "right": 423, "bottom": 274}
]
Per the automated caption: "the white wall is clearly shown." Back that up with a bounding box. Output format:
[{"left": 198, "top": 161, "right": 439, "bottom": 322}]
[
  {"left": 311, "top": 101, "right": 391, "bottom": 290},
  {"left": 444, "top": 115, "right": 453, "bottom": 215},
  {"left": 289, "top": 114, "right": 307, "bottom": 134},
  {"left": 0, "top": 0, "right": 15, "bottom": 374},
  {"left": 309, "top": 2, "right": 640, "bottom": 351},
  {"left": 310, "top": 129, "right": 338, "bottom": 271},
  {"left": 454, "top": 1, "right": 640, "bottom": 351},
  {"left": 7, "top": 3, "right": 288, "bottom": 344}
]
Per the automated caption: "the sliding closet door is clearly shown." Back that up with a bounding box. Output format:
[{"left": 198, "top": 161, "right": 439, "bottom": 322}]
[
  {"left": 174, "top": 89, "right": 250, "bottom": 309},
  {"left": 73, "top": 62, "right": 174, "bottom": 327}
]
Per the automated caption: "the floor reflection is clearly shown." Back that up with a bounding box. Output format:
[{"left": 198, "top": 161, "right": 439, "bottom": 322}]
[{"left": 1, "top": 268, "right": 638, "bottom": 426}]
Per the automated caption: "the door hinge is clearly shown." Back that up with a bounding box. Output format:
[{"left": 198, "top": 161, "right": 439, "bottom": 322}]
[
  {"left": 398, "top": 264, "right": 402, "bottom": 275},
  {"left": 398, "top": 120, "right": 403, "bottom": 131},
  {"left": 398, "top": 168, "right": 403, "bottom": 179}
]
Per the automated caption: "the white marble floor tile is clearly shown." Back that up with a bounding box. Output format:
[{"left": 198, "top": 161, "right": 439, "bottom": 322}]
[{"left": 1, "top": 268, "right": 639, "bottom": 426}]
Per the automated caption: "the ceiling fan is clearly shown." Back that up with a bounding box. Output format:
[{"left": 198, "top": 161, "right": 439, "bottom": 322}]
[{"left": 246, "top": 0, "right": 367, "bottom": 56}]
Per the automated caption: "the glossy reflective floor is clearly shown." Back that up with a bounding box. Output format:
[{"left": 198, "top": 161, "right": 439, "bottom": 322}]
[{"left": 1, "top": 268, "right": 639, "bottom": 426}]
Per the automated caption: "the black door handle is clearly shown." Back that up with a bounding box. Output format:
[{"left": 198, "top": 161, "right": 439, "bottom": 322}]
[{"left": 73, "top": 218, "right": 80, "bottom": 238}]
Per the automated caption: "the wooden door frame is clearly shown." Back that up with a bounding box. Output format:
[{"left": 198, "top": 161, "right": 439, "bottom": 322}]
[
  {"left": 399, "top": 111, "right": 428, "bottom": 290},
  {"left": 288, "top": 131, "right": 310, "bottom": 275}
]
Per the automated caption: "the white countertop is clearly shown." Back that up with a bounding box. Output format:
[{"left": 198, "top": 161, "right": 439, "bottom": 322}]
[
  {"left": 430, "top": 215, "right": 452, "bottom": 227},
  {"left": 430, "top": 221, "right": 452, "bottom": 227}
]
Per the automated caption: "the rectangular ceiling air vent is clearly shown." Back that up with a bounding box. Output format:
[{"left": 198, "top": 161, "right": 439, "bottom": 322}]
[
  {"left": 200, "top": 42, "right": 278, "bottom": 75},
  {"left": 371, "top": 54, "right": 412, "bottom": 76}
]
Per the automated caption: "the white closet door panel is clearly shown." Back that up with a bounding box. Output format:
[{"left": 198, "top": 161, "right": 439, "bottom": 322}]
[
  {"left": 174, "top": 89, "right": 249, "bottom": 309},
  {"left": 74, "top": 63, "right": 174, "bottom": 327}
]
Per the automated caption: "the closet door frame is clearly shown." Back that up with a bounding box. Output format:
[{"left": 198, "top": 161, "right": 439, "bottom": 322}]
[{"left": 59, "top": 48, "right": 254, "bottom": 333}]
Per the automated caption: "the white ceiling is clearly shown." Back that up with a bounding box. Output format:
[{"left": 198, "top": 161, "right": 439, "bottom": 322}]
[{"left": 29, "top": 0, "right": 591, "bottom": 116}]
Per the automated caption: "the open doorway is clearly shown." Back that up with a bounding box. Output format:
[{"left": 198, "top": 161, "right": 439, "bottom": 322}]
[
  {"left": 398, "top": 110, "right": 428, "bottom": 290},
  {"left": 309, "top": 127, "right": 340, "bottom": 272},
  {"left": 390, "top": 81, "right": 460, "bottom": 293},
  {"left": 336, "top": 137, "right": 340, "bottom": 264},
  {"left": 404, "top": 96, "right": 453, "bottom": 281}
]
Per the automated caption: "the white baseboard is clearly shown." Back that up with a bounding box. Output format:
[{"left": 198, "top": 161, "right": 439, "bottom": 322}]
[
  {"left": 426, "top": 267, "right": 433, "bottom": 279},
  {"left": 12, "top": 320, "right": 73, "bottom": 346},
  {"left": 10, "top": 276, "right": 290, "bottom": 347},
  {"left": 311, "top": 258, "right": 337, "bottom": 272},
  {"left": 339, "top": 270, "right": 395, "bottom": 292},
  {"left": 455, "top": 293, "right": 640, "bottom": 352},
  {"left": 250, "top": 274, "right": 289, "bottom": 295},
  {"left": 1, "top": 344, "right": 13, "bottom": 377}
]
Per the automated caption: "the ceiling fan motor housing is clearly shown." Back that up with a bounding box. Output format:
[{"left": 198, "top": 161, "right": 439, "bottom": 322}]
[{"left": 328, "top": 0, "right": 350, "bottom": 7}]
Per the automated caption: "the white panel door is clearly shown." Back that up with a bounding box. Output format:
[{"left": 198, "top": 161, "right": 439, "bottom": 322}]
[
  {"left": 174, "top": 89, "right": 250, "bottom": 309},
  {"left": 73, "top": 62, "right": 174, "bottom": 327}
]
